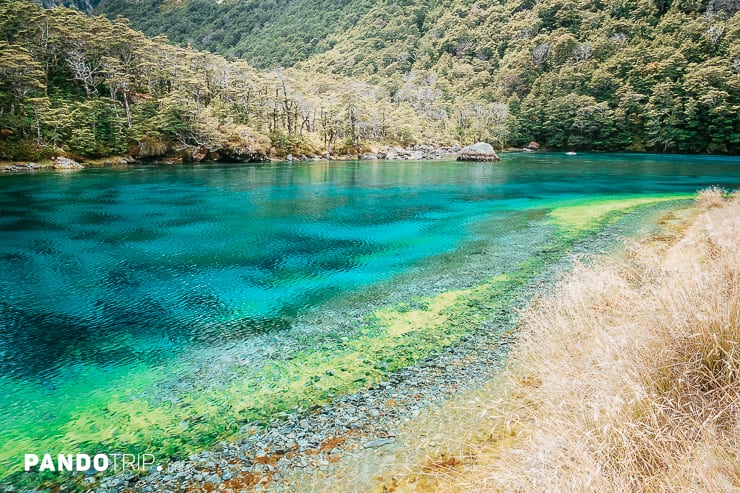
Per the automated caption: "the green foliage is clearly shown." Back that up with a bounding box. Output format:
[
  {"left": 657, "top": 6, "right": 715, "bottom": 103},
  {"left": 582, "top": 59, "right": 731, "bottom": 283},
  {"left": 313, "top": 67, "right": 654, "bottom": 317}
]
[
  {"left": 0, "top": 0, "right": 426, "bottom": 160},
  {"left": 1, "top": 0, "right": 738, "bottom": 159},
  {"left": 92, "top": 0, "right": 739, "bottom": 153},
  {"left": 98, "top": 0, "right": 376, "bottom": 69}
]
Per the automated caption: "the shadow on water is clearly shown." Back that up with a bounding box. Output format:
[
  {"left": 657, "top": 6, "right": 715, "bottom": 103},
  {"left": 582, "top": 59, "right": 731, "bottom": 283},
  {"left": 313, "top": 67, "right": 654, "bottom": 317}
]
[
  {"left": 0, "top": 154, "right": 738, "bottom": 480},
  {"left": 1, "top": 155, "right": 739, "bottom": 380}
]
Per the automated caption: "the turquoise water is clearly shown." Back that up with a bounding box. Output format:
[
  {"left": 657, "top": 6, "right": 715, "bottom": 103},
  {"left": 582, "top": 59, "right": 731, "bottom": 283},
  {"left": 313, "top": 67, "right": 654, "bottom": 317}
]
[{"left": 1, "top": 153, "right": 739, "bottom": 480}]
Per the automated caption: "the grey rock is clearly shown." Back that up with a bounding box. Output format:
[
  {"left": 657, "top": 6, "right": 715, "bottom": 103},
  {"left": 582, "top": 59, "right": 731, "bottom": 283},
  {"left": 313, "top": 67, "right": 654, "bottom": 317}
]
[
  {"left": 362, "top": 437, "right": 396, "bottom": 449},
  {"left": 457, "top": 142, "right": 500, "bottom": 162},
  {"left": 204, "top": 473, "right": 221, "bottom": 484},
  {"left": 51, "top": 156, "right": 84, "bottom": 169}
]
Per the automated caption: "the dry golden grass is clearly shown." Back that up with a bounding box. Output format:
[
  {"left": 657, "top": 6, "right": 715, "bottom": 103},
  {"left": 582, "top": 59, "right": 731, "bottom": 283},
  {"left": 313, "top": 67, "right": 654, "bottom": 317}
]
[
  {"left": 695, "top": 186, "right": 731, "bottom": 209},
  {"left": 372, "top": 193, "right": 739, "bottom": 493}
]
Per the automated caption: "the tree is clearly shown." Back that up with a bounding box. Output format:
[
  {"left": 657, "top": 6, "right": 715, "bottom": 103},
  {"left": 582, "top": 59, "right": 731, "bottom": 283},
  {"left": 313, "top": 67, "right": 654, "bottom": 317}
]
[{"left": 0, "top": 42, "right": 45, "bottom": 117}]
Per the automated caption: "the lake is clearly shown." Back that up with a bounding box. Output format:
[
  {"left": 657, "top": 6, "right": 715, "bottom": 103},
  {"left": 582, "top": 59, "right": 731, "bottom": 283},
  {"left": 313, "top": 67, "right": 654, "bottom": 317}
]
[{"left": 1, "top": 153, "right": 739, "bottom": 481}]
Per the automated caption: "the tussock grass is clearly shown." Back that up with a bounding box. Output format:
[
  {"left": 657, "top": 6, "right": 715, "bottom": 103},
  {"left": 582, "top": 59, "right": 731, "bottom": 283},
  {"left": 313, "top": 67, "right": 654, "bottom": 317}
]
[
  {"left": 379, "top": 192, "right": 739, "bottom": 493},
  {"left": 695, "top": 186, "right": 731, "bottom": 209}
]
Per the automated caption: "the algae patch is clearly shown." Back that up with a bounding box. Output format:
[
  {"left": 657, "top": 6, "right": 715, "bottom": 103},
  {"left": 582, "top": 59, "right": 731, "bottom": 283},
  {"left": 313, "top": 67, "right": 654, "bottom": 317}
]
[
  {"left": 0, "top": 267, "right": 528, "bottom": 486},
  {"left": 376, "top": 290, "right": 470, "bottom": 337},
  {"left": 548, "top": 194, "right": 693, "bottom": 235}
]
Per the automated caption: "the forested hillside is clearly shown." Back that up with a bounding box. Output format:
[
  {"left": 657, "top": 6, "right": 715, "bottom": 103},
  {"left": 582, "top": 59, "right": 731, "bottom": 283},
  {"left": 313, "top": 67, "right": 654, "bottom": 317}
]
[
  {"left": 95, "top": 0, "right": 740, "bottom": 154},
  {"left": 0, "top": 1, "right": 428, "bottom": 161},
  {"left": 1, "top": 0, "right": 738, "bottom": 161},
  {"left": 316, "top": 0, "right": 740, "bottom": 153},
  {"left": 99, "top": 0, "right": 375, "bottom": 69}
]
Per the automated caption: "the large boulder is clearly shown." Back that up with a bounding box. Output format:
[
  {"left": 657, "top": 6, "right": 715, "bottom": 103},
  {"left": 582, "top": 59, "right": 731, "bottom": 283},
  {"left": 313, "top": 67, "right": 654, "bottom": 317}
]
[
  {"left": 457, "top": 142, "right": 500, "bottom": 162},
  {"left": 51, "top": 157, "right": 84, "bottom": 169}
]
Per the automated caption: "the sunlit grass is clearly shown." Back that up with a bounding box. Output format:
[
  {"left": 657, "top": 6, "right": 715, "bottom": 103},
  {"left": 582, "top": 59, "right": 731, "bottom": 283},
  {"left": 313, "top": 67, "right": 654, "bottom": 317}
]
[{"left": 369, "top": 190, "right": 739, "bottom": 492}]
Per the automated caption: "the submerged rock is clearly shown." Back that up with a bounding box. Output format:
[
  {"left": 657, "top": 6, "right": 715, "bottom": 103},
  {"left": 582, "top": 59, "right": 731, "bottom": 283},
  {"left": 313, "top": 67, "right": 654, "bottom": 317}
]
[
  {"left": 457, "top": 142, "right": 500, "bottom": 162},
  {"left": 362, "top": 437, "right": 396, "bottom": 449}
]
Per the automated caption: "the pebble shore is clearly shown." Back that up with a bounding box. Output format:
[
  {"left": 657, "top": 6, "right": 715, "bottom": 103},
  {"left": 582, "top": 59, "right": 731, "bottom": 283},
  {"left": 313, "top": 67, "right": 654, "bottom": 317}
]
[
  {"left": 107, "top": 229, "right": 624, "bottom": 493},
  {"left": 4, "top": 203, "right": 680, "bottom": 493}
]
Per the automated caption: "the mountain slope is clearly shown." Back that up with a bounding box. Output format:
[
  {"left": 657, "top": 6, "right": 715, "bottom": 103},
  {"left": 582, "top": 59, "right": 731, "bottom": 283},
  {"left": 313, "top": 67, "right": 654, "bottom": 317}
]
[
  {"left": 299, "top": 0, "right": 739, "bottom": 152},
  {"left": 96, "top": 0, "right": 375, "bottom": 68},
  {"left": 0, "top": 0, "right": 426, "bottom": 162},
  {"left": 6, "top": 0, "right": 740, "bottom": 155},
  {"left": 92, "top": 0, "right": 740, "bottom": 153}
]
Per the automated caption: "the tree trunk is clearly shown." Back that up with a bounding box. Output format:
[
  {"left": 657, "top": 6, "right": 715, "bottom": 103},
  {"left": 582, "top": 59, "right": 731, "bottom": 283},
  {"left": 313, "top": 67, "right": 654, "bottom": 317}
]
[{"left": 123, "top": 90, "right": 132, "bottom": 129}]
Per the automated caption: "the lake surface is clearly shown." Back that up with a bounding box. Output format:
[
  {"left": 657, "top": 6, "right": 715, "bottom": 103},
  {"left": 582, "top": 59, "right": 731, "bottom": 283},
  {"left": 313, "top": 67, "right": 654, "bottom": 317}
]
[{"left": 1, "top": 153, "right": 739, "bottom": 480}]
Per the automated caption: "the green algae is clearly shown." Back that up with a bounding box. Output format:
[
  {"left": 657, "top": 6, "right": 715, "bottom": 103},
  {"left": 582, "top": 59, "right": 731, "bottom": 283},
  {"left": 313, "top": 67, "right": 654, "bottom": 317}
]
[
  {"left": 1, "top": 193, "right": 696, "bottom": 488},
  {"left": 0, "top": 258, "right": 543, "bottom": 486},
  {"left": 547, "top": 194, "right": 694, "bottom": 236}
]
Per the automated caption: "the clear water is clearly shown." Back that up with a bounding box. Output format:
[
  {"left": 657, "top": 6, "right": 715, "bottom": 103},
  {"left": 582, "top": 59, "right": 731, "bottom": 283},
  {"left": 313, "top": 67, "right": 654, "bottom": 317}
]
[{"left": 1, "top": 153, "right": 739, "bottom": 477}]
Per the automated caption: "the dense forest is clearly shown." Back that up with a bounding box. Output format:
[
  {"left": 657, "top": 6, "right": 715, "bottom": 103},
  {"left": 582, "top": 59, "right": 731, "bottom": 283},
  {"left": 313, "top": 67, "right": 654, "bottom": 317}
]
[
  {"left": 0, "top": 0, "right": 428, "bottom": 161},
  {"left": 0, "top": 0, "right": 738, "bottom": 161},
  {"left": 97, "top": 0, "right": 740, "bottom": 154}
]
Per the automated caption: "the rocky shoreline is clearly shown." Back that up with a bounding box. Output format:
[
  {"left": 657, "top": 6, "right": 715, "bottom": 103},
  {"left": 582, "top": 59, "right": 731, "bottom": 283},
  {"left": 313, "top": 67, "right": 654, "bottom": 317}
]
[
  {"left": 1, "top": 156, "right": 135, "bottom": 173},
  {"left": 100, "top": 288, "right": 529, "bottom": 493},
  {"left": 89, "top": 222, "right": 639, "bottom": 493},
  {"left": 1, "top": 143, "right": 507, "bottom": 173}
]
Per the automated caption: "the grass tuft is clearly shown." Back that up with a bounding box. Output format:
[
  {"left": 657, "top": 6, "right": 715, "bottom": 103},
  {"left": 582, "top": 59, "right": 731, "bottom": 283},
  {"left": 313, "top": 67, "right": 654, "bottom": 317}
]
[
  {"left": 369, "top": 190, "right": 740, "bottom": 493},
  {"left": 696, "top": 186, "right": 730, "bottom": 209}
]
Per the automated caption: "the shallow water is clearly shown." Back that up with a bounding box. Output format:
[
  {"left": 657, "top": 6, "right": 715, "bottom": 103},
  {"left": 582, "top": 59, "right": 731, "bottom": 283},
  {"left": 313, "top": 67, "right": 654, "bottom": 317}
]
[{"left": 1, "top": 153, "right": 738, "bottom": 478}]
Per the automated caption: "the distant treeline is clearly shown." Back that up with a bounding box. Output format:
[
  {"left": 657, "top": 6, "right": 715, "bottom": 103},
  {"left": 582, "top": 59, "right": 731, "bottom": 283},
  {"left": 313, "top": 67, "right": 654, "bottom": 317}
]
[{"left": 97, "top": 0, "right": 740, "bottom": 154}]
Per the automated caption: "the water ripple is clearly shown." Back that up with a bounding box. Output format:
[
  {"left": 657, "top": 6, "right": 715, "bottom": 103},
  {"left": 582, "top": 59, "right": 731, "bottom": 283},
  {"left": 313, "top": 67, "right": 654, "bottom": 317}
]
[{"left": 0, "top": 156, "right": 738, "bottom": 478}]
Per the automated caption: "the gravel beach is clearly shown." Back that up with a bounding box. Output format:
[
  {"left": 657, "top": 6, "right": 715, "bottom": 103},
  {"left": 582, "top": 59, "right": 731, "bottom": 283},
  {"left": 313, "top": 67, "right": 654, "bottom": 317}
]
[
  {"left": 107, "top": 213, "right": 663, "bottom": 493},
  {"left": 8, "top": 203, "right": 681, "bottom": 493}
]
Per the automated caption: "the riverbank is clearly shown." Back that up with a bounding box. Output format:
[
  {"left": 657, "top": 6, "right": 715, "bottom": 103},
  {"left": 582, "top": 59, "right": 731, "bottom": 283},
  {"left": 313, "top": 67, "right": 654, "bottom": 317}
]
[
  {"left": 2, "top": 156, "right": 735, "bottom": 491},
  {"left": 0, "top": 156, "right": 135, "bottom": 173},
  {"left": 80, "top": 196, "right": 696, "bottom": 493},
  {"left": 3, "top": 150, "right": 738, "bottom": 176},
  {"left": 0, "top": 145, "right": 460, "bottom": 173},
  {"left": 316, "top": 188, "right": 737, "bottom": 492}
]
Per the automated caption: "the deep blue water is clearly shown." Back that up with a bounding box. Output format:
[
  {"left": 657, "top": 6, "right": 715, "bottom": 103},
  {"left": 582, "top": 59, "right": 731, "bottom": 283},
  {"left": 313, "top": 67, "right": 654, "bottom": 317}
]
[{"left": 0, "top": 153, "right": 738, "bottom": 475}]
